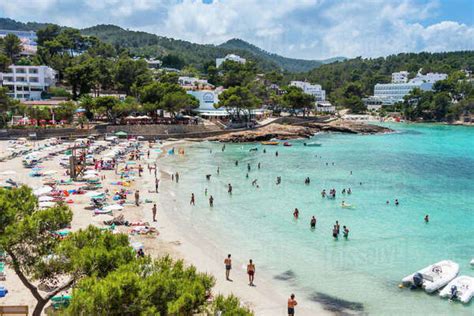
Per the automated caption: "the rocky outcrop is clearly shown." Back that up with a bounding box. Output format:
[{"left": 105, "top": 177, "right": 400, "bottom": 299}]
[
  {"left": 208, "top": 120, "right": 392, "bottom": 142},
  {"left": 303, "top": 120, "right": 392, "bottom": 134},
  {"left": 207, "top": 124, "right": 313, "bottom": 142}
]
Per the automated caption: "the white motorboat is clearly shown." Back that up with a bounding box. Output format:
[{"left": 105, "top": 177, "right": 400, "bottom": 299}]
[
  {"left": 402, "top": 260, "right": 459, "bottom": 293},
  {"left": 439, "top": 276, "right": 474, "bottom": 304}
]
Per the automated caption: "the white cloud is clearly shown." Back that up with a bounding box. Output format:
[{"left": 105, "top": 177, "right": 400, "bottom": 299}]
[{"left": 0, "top": 0, "right": 472, "bottom": 60}]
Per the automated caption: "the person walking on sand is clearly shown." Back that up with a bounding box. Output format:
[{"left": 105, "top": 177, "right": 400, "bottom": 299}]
[
  {"left": 152, "top": 204, "right": 157, "bottom": 222},
  {"left": 190, "top": 193, "right": 195, "bottom": 205},
  {"left": 135, "top": 190, "right": 140, "bottom": 206},
  {"left": 155, "top": 178, "right": 159, "bottom": 193},
  {"left": 175, "top": 172, "right": 179, "bottom": 183},
  {"left": 138, "top": 164, "right": 143, "bottom": 177},
  {"left": 247, "top": 259, "right": 255, "bottom": 286},
  {"left": 209, "top": 195, "right": 214, "bottom": 207},
  {"left": 288, "top": 294, "right": 297, "bottom": 316},
  {"left": 224, "top": 254, "right": 232, "bottom": 281}
]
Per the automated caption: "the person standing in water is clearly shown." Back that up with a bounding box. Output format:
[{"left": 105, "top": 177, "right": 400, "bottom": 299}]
[
  {"left": 235, "top": 160, "right": 238, "bottom": 166},
  {"left": 395, "top": 199, "right": 399, "bottom": 206},
  {"left": 247, "top": 163, "right": 251, "bottom": 172},
  {"left": 228, "top": 183, "right": 233, "bottom": 194},
  {"left": 152, "top": 204, "right": 157, "bottom": 222},
  {"left": 224, "top": 254, "right": 232, "bottom": 281},
  {"left": 288, "top": 294, "right": 298, "bottom": 316},
  {"left": 343, "top": 226, "right": 349, "bottom": 239},
  {"left": 293, "top": 208, "right": 299, "bottom": 219},
  {"left": 275, "top": 151, "right": 279, "bottom": 157},
  {"left": 424, "top": 215, "right": 429, "bottom": 223},
  {"left": 217, "top": 167, "right": 220, "bottom": 175},
  {"left": 332, "top": 225, "right": 338, "bottom": 239},
  {"left": 247, "top": 259, "right": 255, "bottom": 286},
  {"left": 336, "top": 221, "right": 340, "bottom": 235},
  {"left": 258, "top": 162, "right": 261, "bottom": 169},
  {"left": 209, "top": 195, "right": 214, "bottom": 207},
  {"left": 310, "top": 216, "right": 317, "bottom": 229},
  {"left": 204, "top": 188, "right": 208, "bottom": 196},
  {"left": 190, "top": 193, "right": 195, "bottom": 205}
]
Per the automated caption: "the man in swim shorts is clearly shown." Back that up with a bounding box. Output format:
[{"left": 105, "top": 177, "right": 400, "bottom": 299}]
[
  {"left": 224, "top": 254, "right": 232, "bottom": 281},
  {"left": 288, "top": 294, "right": 297, "bottom": 315},
  {"left": 247, "top": 259, "right": 255, "bottom": 286}
]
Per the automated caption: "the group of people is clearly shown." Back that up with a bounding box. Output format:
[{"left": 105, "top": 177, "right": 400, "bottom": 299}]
[
  {"left": 332, "top": 220, "right": 349, "bottom": 239},
  {"left": 224, "top": 254, "right": 297, "bottom": 315}
]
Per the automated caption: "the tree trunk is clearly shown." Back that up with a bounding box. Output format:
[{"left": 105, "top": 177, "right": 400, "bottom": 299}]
[{"left": 32, "top": 298, "right": 48, "bottom": 316}]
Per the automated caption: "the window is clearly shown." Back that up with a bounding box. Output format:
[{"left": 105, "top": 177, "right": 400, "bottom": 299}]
[
  {"left": 29, "top": 77, "right": 39, "bottom": 83},
  {"left": 28, "top": 68, "right": 38, "bottom": 74},
  {"left": 15, "top": 68, "right": 26, "bottom": 74}
]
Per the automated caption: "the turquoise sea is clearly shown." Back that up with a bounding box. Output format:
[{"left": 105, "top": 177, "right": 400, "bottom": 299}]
[{"left": 159, "top": 123, "right": 474, "bottom": 315}]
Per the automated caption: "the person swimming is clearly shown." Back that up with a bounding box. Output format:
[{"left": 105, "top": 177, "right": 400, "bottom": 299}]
[
  {"left": 310, "top": 216, "right": 317, "bottom": 228},
  {"left": 395, "top": 199, "right": 399, "bottom": 206},
  {"left": 293, "top": 208, "right": 299, "bottom": 219}
]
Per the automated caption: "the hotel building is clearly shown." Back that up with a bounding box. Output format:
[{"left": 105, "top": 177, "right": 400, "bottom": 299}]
[{"left": 0, "top": 65, "right": 57, "bottom": 100}]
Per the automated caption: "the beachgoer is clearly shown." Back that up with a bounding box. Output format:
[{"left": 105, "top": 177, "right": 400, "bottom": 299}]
[
  {"left": 152, "top": 204, "right": 157, "bottom": 222},
  {"left": 321, "top": 190, "right": 326, "bottom": 198},
  {"left": 246, "top": 173, "right": 249, "bottom": 179},
  {"left": 247, "top": 163, "right": 251, "bottom": 172},
  {"left": 190, "top": 193, "right": 195, "bottom": 205},
  {"left": 171, "top": 174, "right": 174, "bottom": 181},
  {"left": 310, "top": 216, "right": 317, "bottom": 229},
  {"left": 217, "top": 167, "right": 220, "bottom": 175},
  {"left": 386, "top": 200, "right": 390, "bottom": 205},
  {"left": 336, "top": 221, "right": 340, "bottom": 235},
  {"left": 235, "top": 160, "right": 238, "bottom": 166},
  {"left": 137, "top": 248, "right": 145, "bottom": 258},
  {"left": 135, "top": 190, "right": 140, "bottom": 206},
  {"left": 175, "top": 172, "right": 179, "bottom": 183},
  {"left": 209, "top": 195, "right": 214, "bottom": 207},
  {"left": 342, "top": 188, "right": 346, "bottom": 194},
  {"left": 293, "top": 208, "right": 299, "bottom": 219},
  {"left": 343, "top": 226, "right": 349, "bottom": 239},
  {"left": 247, "top": 259, "right": 255, "bottom": 286},
  {"left": 224, "top": 254, "right": 232, "bottom": 281},
  {"left": 288, "top": 294, "right": 297, "bottom": 316},
  {"left": 395, "top": 199, "right": 399, "bottom": 206},
  {"left": 258, "top": 162, "right": 261, "bottom": 169},
  {"left": 332, "top": 225, "right": 338, "bottom": 239},
  {"left": 347, "top": 188, "right": 352, "bottom": 194},
  {"left": 138, "top": 164, "right": 143, "bottom": 177},
  {"left": 155, "top": 178, "right": 159, "bottom": 193},
  {"left": 147, "top": 150, "right": 150, "bottom": 159},
  {"left": 205, "top": 188, "right": 208, "bottom": 196},
  {"left": 206, "top": 174, "right": 211, "bottom": 180},
  {"left": 424, "top": 215, "right": 429, "bottom": 223},
  {"left": 222, "top": 144, "right": 226, "bottom": 152},
  {"left": 263, "top": 149, "right": 266, "bottom": 154},
  {"left": 252, "top": 179, "right": 258, "bottom": 186},
  {"left": 228, "top": 183, "right": 233, "bottom": 194},
  {"left": 275, "top": 151, "right": 279, "bottom": 157}
]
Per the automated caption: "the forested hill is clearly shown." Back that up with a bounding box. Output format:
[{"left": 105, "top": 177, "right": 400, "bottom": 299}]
[
  {"left": 288, "top": 51, "right": 474, "bottom": 96},
  {"left": 80, "top": 25, "right": 325, "bottom": 72},
  {"left": 0, "top": 18, "right": 330, "bottom": 72}
]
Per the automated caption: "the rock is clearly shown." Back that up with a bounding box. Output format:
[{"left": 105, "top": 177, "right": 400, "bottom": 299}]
[
  {"left": 207, "top": 123, "right": 313, "bottom": 142},
  {"left": 208, "top": 120, "right": 393, "bottom": 143}
]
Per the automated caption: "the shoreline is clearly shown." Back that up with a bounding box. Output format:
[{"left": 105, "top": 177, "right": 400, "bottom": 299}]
[{"left": 154, "top": 141, "right": 331, "bottom": 315}]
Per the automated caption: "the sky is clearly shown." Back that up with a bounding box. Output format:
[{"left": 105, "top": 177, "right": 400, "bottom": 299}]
[{"left": 0, "top": 0, "right": 473, "bottom": 60}]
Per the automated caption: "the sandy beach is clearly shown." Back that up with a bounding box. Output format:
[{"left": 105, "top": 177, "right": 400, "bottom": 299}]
[{"left": 0, "top": 138, "right": 329, "bottom": 315}]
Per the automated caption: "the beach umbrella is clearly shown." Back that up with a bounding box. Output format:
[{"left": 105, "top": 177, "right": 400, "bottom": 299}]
[
  {"left": 114, "top": 131, "right": 128, "bottom": 137},
  {"left": 83, "top": 174, "right": 99, "bottom": 179},
  {"left": 103, "top": 204, "right": 123, "bottom": 211},
  {"left": 38, "top": 201, "right": 55, "bottom": 208},
  {"left": 33, "top": 186, "right": 52, "bottom": 196},
  {"left": 42, "top": 170, "right": 58, "bottom": 175},
  {"left": 38, "top": 196, "right": 54, "bottom": 202},
  {"left": 86, "top": 191, "right": 104, "bottom": 197}
]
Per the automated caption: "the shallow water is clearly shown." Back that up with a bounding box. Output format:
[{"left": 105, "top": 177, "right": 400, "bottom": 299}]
[{"left": 159, "top": 123, "right": 474, "bottom": 315}]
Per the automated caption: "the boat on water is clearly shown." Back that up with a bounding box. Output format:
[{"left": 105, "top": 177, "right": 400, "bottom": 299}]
[
  {"left": 439, "top": 276, "right": 474, "bottom": 304},
  {"left": 401, "top": 260, "right": 459, "bottom": 293},
  {"left": 261, "top": 141, "right": 279, "bottom": 146},
  {"left": 283, "top": 142, "right": 292, "bottom": 147},
  {"left": 304, "top": 142, "right": 322, "bottom": 147}
]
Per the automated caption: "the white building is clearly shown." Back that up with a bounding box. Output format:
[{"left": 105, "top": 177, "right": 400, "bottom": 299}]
[
  {"left": 316, "top": 101, "right": 336, "bottom": 113},
  {"left": 0, "top": 65, "right": 57, "bottom": 100},
  {"left": 216, "top": 54, "right": 246, "bottom": 68},
  {"left": 290, "top": 81, "right": 326, "bottom": 101},
  {"left": 392, "top": 71, "right": 409, "bottom": 83},
  {"left": 178, "top": 76, "right": 212, "bottom": 88},
  {"left": 186, "top": 90, "right": 225, "bottom": 117},
  {"left": 366, "top": 70, "right": 448, "bottom": 107}
]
